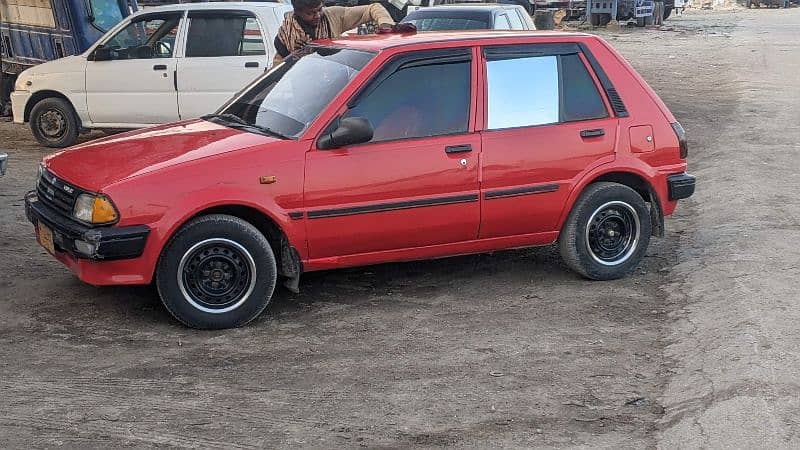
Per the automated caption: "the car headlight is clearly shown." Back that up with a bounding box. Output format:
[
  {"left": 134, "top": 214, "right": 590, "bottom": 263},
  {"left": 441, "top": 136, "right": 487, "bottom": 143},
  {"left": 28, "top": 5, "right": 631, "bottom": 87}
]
[{"left": 74, "top": 193, "right": 119, "bottom": 224}]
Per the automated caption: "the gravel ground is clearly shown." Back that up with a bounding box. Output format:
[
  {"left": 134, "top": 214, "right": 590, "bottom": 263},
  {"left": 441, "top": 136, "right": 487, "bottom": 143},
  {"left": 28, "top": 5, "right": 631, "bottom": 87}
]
[{"left": 0, "top": 7, "right": 798, "bottom": 448}]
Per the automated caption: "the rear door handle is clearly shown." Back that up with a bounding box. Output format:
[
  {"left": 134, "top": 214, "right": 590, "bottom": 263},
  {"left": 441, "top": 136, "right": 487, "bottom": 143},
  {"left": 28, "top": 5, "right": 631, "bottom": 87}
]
[
  {"left": 153, "top": 64, "right": 167, "bottom": 71},
  {"left": 445, "top": 144, "right": 472, "bottom": 154},
  {"left": 245, "top": 61, "right": 260, "bottom": 68},
  {"left": 580, "top": 128, "right": 605, "bottom": 138}
]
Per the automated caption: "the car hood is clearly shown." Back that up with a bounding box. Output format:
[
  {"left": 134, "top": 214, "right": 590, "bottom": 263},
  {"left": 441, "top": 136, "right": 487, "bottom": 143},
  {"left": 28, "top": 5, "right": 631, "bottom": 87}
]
[
  {"left": 23, "top": 55, "right": 85, "bottom": 77},
  {"left": 44, "top": 120, "right": 281, "bottom": 192}
]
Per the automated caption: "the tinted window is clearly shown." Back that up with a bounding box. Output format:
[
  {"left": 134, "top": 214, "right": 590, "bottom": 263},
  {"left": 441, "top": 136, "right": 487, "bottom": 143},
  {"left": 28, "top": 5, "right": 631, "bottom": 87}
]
[
  {"left": 186, "top": 15, "right": 265, "bottom": 57},
  {"left": 403, "top": 17, "right": 488, "bottom": 30},
  {"left": 344, "top": 59, "right": 470, "bottom": 142},
  {"left": 487, "top": 55, "right": 559, "bottom": 129},
  {"left": 218, "top": 48, "right": 374, "bottom": 138},
  {"left": 104, "top": 14, "right": 181, "bottom": 59},
  {"left": 505, "top": 9, "right": 524, "bottom": 29},
  {"left": 494, "top": 14, "right": 512, "bottom": 30},
  {"left": 561, "top": 54, "right": 608, "bottom": 122}
]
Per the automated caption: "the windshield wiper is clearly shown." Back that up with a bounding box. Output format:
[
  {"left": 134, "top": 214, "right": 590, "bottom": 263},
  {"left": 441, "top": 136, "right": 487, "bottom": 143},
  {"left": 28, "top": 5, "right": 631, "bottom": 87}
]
[
  {"left": 202, "top": 114, "right": 289, "bottom": 140},
  {"left": 202, "top": 113, "right": 249, "bottom": 126}
]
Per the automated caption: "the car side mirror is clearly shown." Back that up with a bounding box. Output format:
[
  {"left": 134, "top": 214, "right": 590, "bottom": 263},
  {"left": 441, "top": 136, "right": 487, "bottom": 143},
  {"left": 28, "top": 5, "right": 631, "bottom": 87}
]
[
  {"left": 318, "top": 117, "right": 374, "bottom": 150},
  {"left": 91, "top": 46, "right": 114, "bottom": 61}
]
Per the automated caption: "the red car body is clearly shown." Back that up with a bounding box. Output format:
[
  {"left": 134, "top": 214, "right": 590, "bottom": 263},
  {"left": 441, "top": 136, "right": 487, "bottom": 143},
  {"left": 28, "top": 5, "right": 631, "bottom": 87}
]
[{"left": 26, "top": 31, "right": 694, "bottom": 328}]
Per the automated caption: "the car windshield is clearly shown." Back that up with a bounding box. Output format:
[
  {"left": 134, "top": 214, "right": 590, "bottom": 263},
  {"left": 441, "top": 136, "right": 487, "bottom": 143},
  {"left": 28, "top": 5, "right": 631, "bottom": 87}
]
[
  {"left": 89, "top": 0, "right": 126, "bottom": 32},
  {"left": 213, "top": 47, "right": 374, "bottom": 139}
]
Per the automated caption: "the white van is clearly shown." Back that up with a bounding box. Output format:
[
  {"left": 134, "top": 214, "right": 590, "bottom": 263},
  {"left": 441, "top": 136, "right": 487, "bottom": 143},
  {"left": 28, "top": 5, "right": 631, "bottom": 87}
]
[{"left": 11, "top": 2, "right": 293, "bottom": 148}]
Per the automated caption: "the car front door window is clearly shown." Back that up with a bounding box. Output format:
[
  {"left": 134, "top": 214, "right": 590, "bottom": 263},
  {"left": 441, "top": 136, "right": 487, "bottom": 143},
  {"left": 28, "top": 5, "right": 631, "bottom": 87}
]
[
  {"left": 103, "top": 14, "right": 181, "bottom": 60},
  {"left": 342, "top": 59, "right": 471, "bottom": 142}
]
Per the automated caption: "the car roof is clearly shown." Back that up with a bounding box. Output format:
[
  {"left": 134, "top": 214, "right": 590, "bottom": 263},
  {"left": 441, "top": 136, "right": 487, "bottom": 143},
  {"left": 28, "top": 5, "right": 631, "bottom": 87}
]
[
  {"left": 139, "top": 1, "right": 291, "bottom": 13},
  {"left": 320, "top": 30, "right": 590, "bottom": 52}
]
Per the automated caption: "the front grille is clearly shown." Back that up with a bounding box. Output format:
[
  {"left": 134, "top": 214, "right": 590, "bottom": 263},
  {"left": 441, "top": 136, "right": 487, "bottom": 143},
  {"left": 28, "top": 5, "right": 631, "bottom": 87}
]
[{"left": 36, "top": 169, "right": 80, "bottom": 217}]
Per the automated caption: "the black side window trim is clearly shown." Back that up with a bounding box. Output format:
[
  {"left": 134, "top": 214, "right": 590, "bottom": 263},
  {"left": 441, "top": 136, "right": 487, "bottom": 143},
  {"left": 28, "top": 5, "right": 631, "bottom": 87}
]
[{"left": 187, "top": 9, "right": 257, "bottom": 19}]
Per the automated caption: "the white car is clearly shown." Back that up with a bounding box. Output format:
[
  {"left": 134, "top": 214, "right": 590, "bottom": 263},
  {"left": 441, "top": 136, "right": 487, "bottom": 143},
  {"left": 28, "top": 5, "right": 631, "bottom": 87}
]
[{"left": 11, "top": 2, "right": 293, "bottom": 148}]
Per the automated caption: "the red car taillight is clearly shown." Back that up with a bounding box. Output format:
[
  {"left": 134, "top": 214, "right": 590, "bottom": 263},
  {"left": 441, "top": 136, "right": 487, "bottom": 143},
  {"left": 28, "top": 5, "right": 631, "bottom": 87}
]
[{"left": 671, "top": 122, "right": 688, "bottom": 159}]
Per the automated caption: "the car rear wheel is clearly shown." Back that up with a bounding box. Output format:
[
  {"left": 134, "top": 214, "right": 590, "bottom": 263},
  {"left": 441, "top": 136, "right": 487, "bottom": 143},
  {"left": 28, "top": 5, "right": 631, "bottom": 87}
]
[
  {"left": 156, "top": 214, "right": 277, "bottom": 329},
  {"left": 29, "top": 97, "right": 79, "bottom": 148},
  {"left": 559, "top": 182, "right": 651, "bottom": 280}
]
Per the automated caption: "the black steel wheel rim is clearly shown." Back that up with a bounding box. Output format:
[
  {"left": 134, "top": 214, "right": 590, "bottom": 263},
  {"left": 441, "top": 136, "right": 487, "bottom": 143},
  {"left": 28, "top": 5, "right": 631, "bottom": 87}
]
[
  {"left": 180, "top": 240, "right": 253, "bottom": 311},
  {"left": 586, "top": 201, "right": 639, "bottom": 265}
]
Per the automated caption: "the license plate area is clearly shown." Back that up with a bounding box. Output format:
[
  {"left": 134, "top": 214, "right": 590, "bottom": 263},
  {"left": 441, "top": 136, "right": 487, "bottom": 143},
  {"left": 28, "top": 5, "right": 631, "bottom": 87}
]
[{"left": 37, "top": 221, "right": 56, "bottom": 255}]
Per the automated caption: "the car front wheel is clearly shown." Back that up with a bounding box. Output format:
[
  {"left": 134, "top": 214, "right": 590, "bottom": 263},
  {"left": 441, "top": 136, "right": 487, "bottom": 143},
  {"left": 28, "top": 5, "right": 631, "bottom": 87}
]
[
  {"left": 559, "top": 182, "right": 652, "bottom": 280},
  {"left": 156, "top": 214, "right": 277, "bottom": 329},
  {"left": 29, "top": 97, "right": 79, "bottom": 148}
]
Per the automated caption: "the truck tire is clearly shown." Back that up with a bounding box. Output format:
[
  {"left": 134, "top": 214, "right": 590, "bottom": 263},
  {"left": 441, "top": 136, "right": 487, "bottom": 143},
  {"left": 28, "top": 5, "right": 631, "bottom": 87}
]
[
  {"left": 29, "top": 97, "right": 80, "bottom": 148},
  {"left": 156, "top": 214, "right": 278, "bottom": 329},
  {"left": 559, "top": 182, "right": 652, "bottom": 280}
]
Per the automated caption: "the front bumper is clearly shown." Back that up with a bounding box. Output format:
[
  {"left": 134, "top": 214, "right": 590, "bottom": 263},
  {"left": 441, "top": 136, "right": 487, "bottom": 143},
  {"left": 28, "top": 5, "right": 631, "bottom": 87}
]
[
  {"left": 10, "top": 90, "right": 30, "bottom": 124},
  {"left": 667, "top": 173, "right": 696, "bottom": 201},
  {"left": 25, "top": 191, "right": 150, "bottom": 260}
]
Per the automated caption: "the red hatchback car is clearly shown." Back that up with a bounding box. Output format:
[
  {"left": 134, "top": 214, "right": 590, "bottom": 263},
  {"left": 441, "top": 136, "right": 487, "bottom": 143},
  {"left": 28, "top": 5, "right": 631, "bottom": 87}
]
[{"left": 25, "top": 31, "right": 695, "bottom": 329}]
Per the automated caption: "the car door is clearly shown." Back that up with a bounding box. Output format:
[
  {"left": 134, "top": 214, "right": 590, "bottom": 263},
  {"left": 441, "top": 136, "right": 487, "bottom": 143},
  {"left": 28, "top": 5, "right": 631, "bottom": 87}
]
[
  {"left": 304, "top": 49, "right": 481, "bottom": 259},
  {"left": 479, "top": 44, "right": 618, "bottom": 239},
  {"left": 85, "top": 12, "right": 183, "bottom": 126},
  {"left": 176, "top": 10, "right": 271, "bottom": 120}
]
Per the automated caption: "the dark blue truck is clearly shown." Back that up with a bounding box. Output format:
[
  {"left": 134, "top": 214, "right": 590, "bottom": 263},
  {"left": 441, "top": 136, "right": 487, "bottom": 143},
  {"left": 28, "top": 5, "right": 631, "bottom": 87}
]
[{"left": 0, "top": 0, "right": 139, "bottom": 114}]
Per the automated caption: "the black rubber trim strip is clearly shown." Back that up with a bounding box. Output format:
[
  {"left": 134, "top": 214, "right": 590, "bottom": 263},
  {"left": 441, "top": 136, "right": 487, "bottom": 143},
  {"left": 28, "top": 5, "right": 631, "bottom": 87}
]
[
  {"left": 483, "top": 43, "right": 580, "bottom": 60},
  {"left": 667, "top": 173, "right": 695, "bottom": 200},
  {"left": 577, "top": 43, "right": 629, "bottom": 118},
  {"left": 188, "top": 9, "right": 257, "bottom": 18},
  {"left": 484, "top": 183, "right": 559, "bottom": 200},
  {"left": 307, "top": 194, "right": 478, "bottom": 219},
  {"left": 288, "top": 212, "right": 304, "bottom": 220}
]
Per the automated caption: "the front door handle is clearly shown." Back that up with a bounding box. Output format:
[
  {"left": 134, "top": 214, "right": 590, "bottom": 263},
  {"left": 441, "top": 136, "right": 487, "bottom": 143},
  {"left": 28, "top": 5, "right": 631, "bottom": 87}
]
[
  {"left": 445, "top": 144, "right": 472, "bottom": 154},
  {"left": 580, "top": 128, "right": 605, "bottom": 138},
  {"left": 245, "top": 61, "right": 260, "bottom": 68},
  {"left": 153, "top": 64, "right": 167, "bottom": 71}
]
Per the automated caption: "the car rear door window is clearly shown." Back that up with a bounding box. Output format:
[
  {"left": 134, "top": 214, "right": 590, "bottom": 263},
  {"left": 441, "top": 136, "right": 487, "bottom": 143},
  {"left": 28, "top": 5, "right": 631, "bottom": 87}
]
[
  {"left": 185, "top": 13, "right": 264, "bottom": 57},
  {"left": 343, "top": 54, "right": 471, "bottom": 142},
  {"left": 487, "top": 55, "right": 559, "bottom": 129},
  {"left": 495, "top": 14, "right": 512, "bottom": 30},
  {"left": 485, "top": 48, "right": 608, "bottom": 129},
  {"left": 505, "top": 9, "right": 524, "bottom": 29}
]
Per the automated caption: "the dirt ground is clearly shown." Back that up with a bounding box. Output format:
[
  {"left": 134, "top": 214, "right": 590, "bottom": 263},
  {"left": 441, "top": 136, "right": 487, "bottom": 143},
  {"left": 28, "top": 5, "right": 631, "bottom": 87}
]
[{"left": 0, "top": 8, "right": 798, "bottom": 448}]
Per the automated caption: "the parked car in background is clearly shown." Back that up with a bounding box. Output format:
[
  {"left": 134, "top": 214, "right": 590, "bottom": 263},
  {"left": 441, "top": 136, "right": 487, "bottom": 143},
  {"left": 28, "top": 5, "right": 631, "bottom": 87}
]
[
  {"left": 0, "top": 0, "right": 139, "bottom": 115},
  {"left": 10, "top": 1, "right": 293, "bottom": 148},
  {"left": 25, "top": 30, "right": 695, "bottom": 329},
  {"left": 400, "top": 4, "right": 535, "bottom": 30}
]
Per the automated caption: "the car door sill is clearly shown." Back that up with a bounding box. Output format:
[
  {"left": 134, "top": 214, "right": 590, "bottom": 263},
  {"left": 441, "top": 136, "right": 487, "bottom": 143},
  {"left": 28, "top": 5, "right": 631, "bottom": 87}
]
[{"left": 303, "top": 230, "right": 559, "bottom": 271}]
